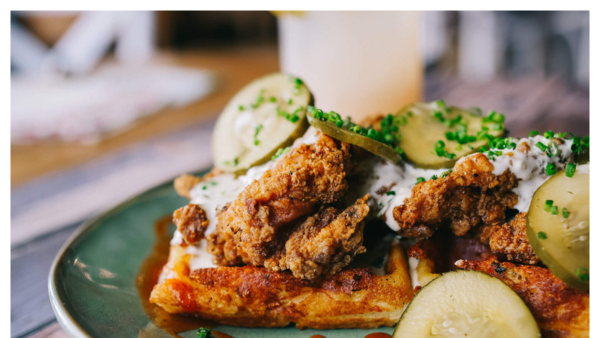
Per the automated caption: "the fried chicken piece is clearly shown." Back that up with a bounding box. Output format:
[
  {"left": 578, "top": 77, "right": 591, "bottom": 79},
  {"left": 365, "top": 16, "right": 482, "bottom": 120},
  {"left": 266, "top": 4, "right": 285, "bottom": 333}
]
[
  {"left": 483, "top": 212, "right": 540, "bottom": 265},
  {"left": 264, "top": 195, "right": 370, "bottom": 279},
  {"left": 174, "top": 168, "right": 224, "bottom": 198},
  {"left": 456, "top": 257, "right": 589, "bottom": 338},
  {"left": 393, "top": 153, "right": 519, "bottom": 238},
  {"left": 173, "top": 204, "right": 209, "bottom": 245},
  {"left": 208, "top": 132, "right": 352, "bottom": 275}
]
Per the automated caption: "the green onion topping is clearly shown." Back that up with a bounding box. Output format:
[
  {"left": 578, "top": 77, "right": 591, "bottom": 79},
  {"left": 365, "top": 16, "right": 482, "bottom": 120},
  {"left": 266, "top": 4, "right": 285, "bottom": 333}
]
[
  {"left": 545, "top": 163, "right": 557, "bottom": 176},
  {"left": 566, "top": 163, "right": 576, "bottom": 178},
  {"left": 544, "top": 200, "right": 553, "bottom": 212},
  {"left": 197, "top": 328, "right": 211, "bottom": 338},
  {"left": 537, "top": 231, "right": 547, "bottom": 239},
  {"left": 576, "top": 267, "right": 589, "bottom": 281}
]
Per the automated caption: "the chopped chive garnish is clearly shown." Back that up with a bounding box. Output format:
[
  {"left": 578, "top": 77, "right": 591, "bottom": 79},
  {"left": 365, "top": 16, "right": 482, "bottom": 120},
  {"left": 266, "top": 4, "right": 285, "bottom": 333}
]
[
  {"left": 529, "top": 131, "right": 540, "bottom": 137},
  {"left": 394, "top": 147, "right": 405, "bottom": 158},
  {"left": 537, "top": 231, "right": 547, "bottom": 239},
  {"left": 431, "top": 175, "right": 438, "bottom": 180},
  {"left": 544, "top": 200, "right": 553, "bottom": 212},
  {"left": 210, "top": 181, "right": 217, "bottom": 186},
  {"left": 416, "top": 177, "right": 426, "bottom": 184},
  {"left": 551, "top": 205, "right": 558, "bottom": 215},
  {"left": 197, "top": 328, "right": 211, "bottom": 338},
  {"left": 269, "top": 97, "right": 276, "bottom": 103},
  {"left": 386, "top": 191, "right": 396, "bottom": 196},
  {"left": 545, "top": 163, "right": 557, "bottom": 176},
  {"left": 271, "top": 146, "right": 291, "bottom": 160},
  {"left": 233, "top": 157, "right": 239, "bottom": 166},
  {"left": 294, "top": 78, "right": 303, "bottom": 85},
  {"left": 566, "top": 163, "right": 576, "bottom": 178},
  {"left": 562, "top": 207, "right": 570, "bottom": 218},
  {"left": 576, "top": 268, "right": 589, "bottom": 281},
  {"left": 202, "top": 186, "right": 207, "bottom": 190},
  {"left": 349, "top": 125, "right": 363, "bottom": 134},
  {"left": 238, "top": 105, "right": 245, "bottom": 111},
  {"left": 482, "top": 111, "right": 505, "bottom": 123},
  {"left": 544, "top": 130, "right": 554, "bottom": 139},
  {"left": 288, "top": 98, "right": 293, "bottom": 105},
  {"left": 435, "top": 100, "right": 446, "bottom": 109},
  {"left": 535, "top": 142, "right": 548, "bottom": 152}
]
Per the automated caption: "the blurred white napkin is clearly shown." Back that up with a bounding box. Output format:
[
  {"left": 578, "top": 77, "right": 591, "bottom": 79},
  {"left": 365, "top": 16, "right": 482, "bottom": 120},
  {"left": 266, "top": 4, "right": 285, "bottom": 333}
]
[{"left": 11, "top": 64, "right": 216, "bottom": 144}]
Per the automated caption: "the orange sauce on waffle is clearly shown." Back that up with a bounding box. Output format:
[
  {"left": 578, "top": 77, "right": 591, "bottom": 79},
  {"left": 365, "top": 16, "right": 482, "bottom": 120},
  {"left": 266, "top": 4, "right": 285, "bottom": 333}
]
[{"left": 136, "top": 215, "right": 217, "bottom": 338}]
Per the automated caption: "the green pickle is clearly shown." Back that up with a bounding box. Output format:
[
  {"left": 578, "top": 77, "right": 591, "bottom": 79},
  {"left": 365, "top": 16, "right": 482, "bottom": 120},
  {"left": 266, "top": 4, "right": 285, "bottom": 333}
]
[
  {"left": 526, "top": 167, "right": 589, "bottom": 291},
  {"left": 212, "top": 73, "right": 312, "bottom": 174},
  {"left": 307, "top": 112, "right": 403, "bottom": 163},
  {"left": 395, "top": 102, "right": 505, "bottom": 169},
  {"left": 393, "top": 270, "right": 540, "bottom": 338}
]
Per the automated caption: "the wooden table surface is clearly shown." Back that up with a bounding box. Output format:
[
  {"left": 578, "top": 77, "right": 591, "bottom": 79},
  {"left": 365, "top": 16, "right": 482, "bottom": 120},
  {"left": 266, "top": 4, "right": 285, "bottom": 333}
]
[{"left": 10, "top": 46, "right": 589, "bottom": 338}]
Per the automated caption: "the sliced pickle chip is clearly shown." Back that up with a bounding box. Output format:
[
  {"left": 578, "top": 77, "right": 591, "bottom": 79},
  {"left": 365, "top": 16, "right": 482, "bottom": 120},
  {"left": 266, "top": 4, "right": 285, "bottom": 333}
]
[
  {"left": 394, "top": 270, "right": 540, "bottom": 338},
  {"left": 526, "top": 165, "right": 589, "bottom": 291},
  {"left": 212, "top": 73, "right": 312, "bottom": 173},
  {"left": 395, "top": 102, "right": 505, "bottom": 169},
  {"left": 307, "top": 113, "right": 403, "bottom": 163}
]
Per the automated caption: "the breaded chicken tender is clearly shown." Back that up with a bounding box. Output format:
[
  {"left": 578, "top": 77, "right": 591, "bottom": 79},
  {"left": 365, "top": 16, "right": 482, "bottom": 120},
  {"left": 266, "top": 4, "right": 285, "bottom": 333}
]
[
  {"left": 481, "top": 212, "right": 540, "bottom": 265},
  {"left": 456, "top": 256, "right": 589, "bottom": 338},
  {"left": 393, "top": 153, "right": 519, "bottom": 238},
  {"left": 208, "top": 133, "right": 355, "bottom": 278},
  {"left": 172, "top": 204, "right": 209, "bottom": 246},
  {"left": 264, "top": 195, "right": 370, "bottom": 279}
]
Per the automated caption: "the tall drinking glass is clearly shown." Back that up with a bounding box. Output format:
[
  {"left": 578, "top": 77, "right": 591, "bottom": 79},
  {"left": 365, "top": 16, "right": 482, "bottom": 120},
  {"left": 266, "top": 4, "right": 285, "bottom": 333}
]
[{"left": 278, "top": 11, "right": 423, "bottom": 122}]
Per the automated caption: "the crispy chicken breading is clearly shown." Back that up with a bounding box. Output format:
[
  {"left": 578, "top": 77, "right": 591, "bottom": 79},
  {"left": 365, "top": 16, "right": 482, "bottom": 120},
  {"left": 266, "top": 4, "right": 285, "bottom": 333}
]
[
  {"left": 393, "top": 153, "right": 519, "bottom": 238},
  {"left": 484, "top": 212, "right": 540, "bottom": 265},
  {"left": 264, "top": 195, "right": 370, "bottom": 279},
  {"left": 456, "top": 257, "right": 589, "bottom": 338},
  {"left": 207, "top": 133, "right": 355, "bottom": 278},
  {"left": 172, "top": 204, "right": 209, "bottom": 246}
]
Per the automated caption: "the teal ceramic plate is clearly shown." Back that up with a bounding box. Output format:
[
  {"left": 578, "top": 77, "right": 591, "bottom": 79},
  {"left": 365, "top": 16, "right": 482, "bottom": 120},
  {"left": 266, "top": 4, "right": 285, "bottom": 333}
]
[{"left": 48, "top": 170, "right": 396, "bottom": 338}]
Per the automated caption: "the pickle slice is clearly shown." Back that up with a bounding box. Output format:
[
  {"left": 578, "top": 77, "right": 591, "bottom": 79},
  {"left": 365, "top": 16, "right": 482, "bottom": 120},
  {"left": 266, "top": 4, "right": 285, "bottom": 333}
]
[
  {"left": 526, "top": 165, "right": 589, "bottom": 291},
  {"left": 212, "top": 73, "right": 312, "bottom": 173},
  {"left": 394, "top": 270, "right": 540, "bottom": 338},
  {"left": 307, "top": 113, "right": 403, "bottom": 163},
  {"left": 395, "top": 102, "right": 505, "bottom": 169}
]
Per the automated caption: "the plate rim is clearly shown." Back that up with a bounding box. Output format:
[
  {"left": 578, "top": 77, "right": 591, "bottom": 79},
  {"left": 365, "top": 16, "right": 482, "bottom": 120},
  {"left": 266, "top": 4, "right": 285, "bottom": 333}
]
[{"left": 47, "top": 171, "right": 194, "bottom": 338}]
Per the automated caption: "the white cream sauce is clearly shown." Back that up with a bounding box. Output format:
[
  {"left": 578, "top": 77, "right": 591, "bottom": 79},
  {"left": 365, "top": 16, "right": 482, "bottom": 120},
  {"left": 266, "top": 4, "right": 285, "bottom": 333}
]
[
  {"left": 408, "top": 256, "right": 420, "bottom": 289},
  {"left": 170, "top": 128, "right": 320, "bottom": 269},
  {"left": 353, "top": 157, "right": 448, "bottom": 231},
  {"left": 471, "top": 135, "right": 575, "bottom": 212}
]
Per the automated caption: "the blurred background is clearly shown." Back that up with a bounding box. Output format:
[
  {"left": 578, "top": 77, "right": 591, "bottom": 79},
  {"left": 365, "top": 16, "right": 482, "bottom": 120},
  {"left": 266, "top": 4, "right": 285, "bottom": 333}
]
[{"left": 11, "top": 11, "right": 589, "bottom": 338}]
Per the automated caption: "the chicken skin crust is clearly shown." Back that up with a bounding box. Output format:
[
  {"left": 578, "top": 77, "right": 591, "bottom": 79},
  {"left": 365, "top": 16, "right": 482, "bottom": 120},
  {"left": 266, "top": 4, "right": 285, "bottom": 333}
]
[
  {"left": 480, "top": 211, "right": 540, "bottom": 265},
  {"left": 393, "top": 153, "right": 519, "bottom": 238},
  {"left": 264, "top": 195, "right": 370, "bottom": 279},
  {"left": 208, "top": 132, "right": 354, "bottom": 278},
  {"left": 456, "top": 257, "right": 589, "bottom": 338}
]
